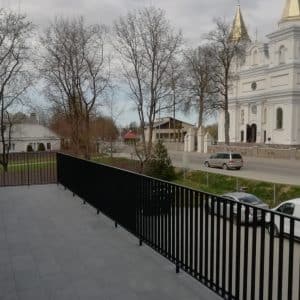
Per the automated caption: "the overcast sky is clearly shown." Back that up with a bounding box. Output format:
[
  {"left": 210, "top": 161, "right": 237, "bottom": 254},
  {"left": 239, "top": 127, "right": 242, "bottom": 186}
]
[{"left": 2, "top": 0, "right": 287, "bottom": 125}]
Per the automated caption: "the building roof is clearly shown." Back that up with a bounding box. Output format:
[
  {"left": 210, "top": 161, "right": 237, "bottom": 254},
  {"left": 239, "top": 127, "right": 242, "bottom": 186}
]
[
  {"left": 124, "top": 130, "right": 138, "bottom": 140},
  {"left": 9, "top": 123, "right": 60, "bottom": 141},
  {"left": 229, "top": 4, "right": 251, "bottom": 42},
  {"left": 152, "top": 117, "right": 194, "bottom": 129}
]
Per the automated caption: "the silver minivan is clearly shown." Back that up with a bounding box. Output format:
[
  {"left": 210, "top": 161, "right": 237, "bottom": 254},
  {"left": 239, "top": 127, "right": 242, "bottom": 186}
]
[{"left": 204, "top": 152, "right": 243, "bottom": 170}]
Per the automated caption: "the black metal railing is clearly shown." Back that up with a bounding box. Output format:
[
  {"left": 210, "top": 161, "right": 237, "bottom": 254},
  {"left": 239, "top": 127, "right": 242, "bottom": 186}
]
[
  {"left": 57, "top": 153, "right": 300, "bottom": 300},
  {"left": 0, "top": 151, "right": 57, "bottom": 187}
]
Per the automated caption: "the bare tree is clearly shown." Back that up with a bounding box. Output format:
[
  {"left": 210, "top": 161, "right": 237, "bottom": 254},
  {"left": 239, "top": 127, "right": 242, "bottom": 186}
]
[
  {"left": 0, "top": 9, "right": 34, "bottom": 171},
  {"left": 50, "top": 110, "right": 119, "bottom": 153},
  {"left": 40, "top": 17, "right": 111, "bottom": 158},
  {"left": 114, "top": 7, "right": 182, "bottom": 169},
  {"left": 103, "top": 92, "right": 123, "bottom": 157},
  {"left": 183, "top": 45, "right": 217, "bottom": 129},
  {"left": 164, "top": 57, "right": 186, "bottom": 141},
  {"left": 206, "top": 19, "right": 247, "bottom": 145}
]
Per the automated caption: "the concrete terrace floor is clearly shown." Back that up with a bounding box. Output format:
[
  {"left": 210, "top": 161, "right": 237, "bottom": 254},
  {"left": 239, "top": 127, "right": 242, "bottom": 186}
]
[{"left": 0, "top": 184, "right": 220, "bottom": 300}]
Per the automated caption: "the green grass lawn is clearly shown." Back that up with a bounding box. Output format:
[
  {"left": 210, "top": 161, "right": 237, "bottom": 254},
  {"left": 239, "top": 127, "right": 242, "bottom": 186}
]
[
  {"left": 0, "top": 160, "right": 56, "bottom": 173},
  {"left": 175, "top": 170, "right": 300, "bottom": 208},
  {"left": 92, "top": 156, "right": 141, "bottom": 173}
]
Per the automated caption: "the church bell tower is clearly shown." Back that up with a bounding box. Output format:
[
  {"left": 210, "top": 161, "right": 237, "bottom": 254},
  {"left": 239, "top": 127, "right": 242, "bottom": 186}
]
[
  {"left": 280, "top": 0, "right": 300, "bottom": 27},
  {"left": 229, "top": 3, "right": 251, "bottom": 42}
]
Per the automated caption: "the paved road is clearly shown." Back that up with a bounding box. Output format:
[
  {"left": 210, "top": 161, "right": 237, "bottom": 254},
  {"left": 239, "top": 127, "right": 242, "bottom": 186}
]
[
  {"left": 115, "top": 150, "right": 300, "bottom": 186},
  {"left": 169, "top": 150, "right": 300, "bottom": 186}
]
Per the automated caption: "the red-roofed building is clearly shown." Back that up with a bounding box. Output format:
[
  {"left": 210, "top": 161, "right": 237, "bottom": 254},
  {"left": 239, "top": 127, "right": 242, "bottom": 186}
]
[{"left": 123, "top": 130, "right": 139, "bottom": 144}]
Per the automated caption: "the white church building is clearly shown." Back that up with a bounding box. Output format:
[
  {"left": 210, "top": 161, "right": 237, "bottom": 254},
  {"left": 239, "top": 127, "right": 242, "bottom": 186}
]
[{"left": 218, "top": 0, "right": 300, "bottom": 146}]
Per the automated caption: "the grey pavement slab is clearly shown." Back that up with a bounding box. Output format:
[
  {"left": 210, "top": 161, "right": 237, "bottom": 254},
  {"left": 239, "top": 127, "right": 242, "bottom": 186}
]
[{"left": 0, "top": 184, "right": 220, "bottom": 300}]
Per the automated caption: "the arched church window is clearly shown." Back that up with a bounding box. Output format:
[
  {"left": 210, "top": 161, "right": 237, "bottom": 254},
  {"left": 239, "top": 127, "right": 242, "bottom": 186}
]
[
  {"left": 279, "top": 46, "right": 286, "bottom": 64},
  {"left": 276, "top": 108, "right": 283, "bottom": 129},
  {"left": 241, "top": 131, "right": 244, "bottom": 142},
  {"left": 253, "top": 50, "right": 258, "bottom": 65}
]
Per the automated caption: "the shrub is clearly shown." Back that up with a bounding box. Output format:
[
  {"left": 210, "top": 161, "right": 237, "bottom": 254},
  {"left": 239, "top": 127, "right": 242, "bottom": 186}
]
[{"left": 145, "top": 140, "right": 176, "bottom": 181}]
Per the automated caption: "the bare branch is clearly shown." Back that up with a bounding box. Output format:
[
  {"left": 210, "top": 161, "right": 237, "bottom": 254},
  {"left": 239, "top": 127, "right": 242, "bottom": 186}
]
[
  {"left": 0, "top": 9, "right": 34, "bottom": 170},
  {"left": 113, "top": 7, "right": 182, "bottom": 163},
  {"left": 205, "top": 18, "right": 248, "bottom": 145},
  {"left": 40, "top": 17, "right": 111, "bottom": 158}
]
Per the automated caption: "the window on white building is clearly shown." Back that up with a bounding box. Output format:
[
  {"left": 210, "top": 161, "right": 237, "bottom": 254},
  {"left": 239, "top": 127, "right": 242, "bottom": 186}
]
[
  {"left": 241, "top": 131, "right": 244, "bottom": 142},
  {"left": 27, "top": 144, "right": 33, "bottom": 152},
  {"left": 279, "top": 46, "right": 286, "bottom": 64},
  {"left": 276, "top": 108, "right": 283, "bottom": 129},
  {"left": 241, "top": 110, "right": 245, "bottom": 125}
]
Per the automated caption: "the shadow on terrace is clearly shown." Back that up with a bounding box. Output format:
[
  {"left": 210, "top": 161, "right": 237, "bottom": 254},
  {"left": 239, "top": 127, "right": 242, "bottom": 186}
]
[{"left": 0, "top": 152, "right": 299, "bottom": 300}]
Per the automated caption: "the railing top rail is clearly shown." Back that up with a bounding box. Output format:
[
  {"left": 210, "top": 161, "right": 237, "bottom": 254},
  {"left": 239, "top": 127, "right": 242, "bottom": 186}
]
[{"left": 57, "top": 152, "right": 217, "bottom": 193}]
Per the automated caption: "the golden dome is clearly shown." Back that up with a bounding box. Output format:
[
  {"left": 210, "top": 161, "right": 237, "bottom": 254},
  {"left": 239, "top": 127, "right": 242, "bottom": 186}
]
[{"left": 282, "top": 0, "right": 300, "bottom": 21}]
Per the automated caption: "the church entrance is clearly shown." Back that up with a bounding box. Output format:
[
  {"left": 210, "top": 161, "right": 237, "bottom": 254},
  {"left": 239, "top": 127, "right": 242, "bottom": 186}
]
[{"left": 246, "top": 124, "right": 257, "bottom": 143}]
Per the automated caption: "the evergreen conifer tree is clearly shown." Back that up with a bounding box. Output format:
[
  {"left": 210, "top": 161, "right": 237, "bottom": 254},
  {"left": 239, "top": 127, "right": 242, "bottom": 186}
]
[{"left": 145, "top": 140, "right": 175, "bottom": 181}]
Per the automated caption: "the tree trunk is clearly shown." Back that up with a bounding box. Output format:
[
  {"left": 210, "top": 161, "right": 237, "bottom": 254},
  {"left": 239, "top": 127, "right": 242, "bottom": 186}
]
[
  {"left": 224, "top": 110, "right": 230, "bottom": 145},
  {"left": 198, "top": 94, "right": 204, "bottom": 129},
  {"left": 147, "top": 124, "right": 154, "bottom": 161},
  {"left": 110, "top": 137, "right": 113, "bottom": 158},
  {"left": 0, "top": 151, "right": 9, "bottom": 173},
  {"left": 224, "top": 80, "right": 230, "bottom": 145},
  {"left": 84, "top": 113, "right": 91, "bottom": 160},
  {"left": 173, "top": 89, "right": 176, "bottom": 142}
]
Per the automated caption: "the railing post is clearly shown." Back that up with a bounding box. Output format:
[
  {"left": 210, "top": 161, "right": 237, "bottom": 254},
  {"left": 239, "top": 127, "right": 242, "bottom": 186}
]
[
  {"left": 56, "top": 152, "right": 59, "bottom": 185},
  {"left": 139, "top": 177, "right": 143, "bottom": 247},
  {"left": 27, "top": 155, "right": 30, "bottom": 186},
  {"left": 3, "top": 167, "right": 6, "bottom": 187}
]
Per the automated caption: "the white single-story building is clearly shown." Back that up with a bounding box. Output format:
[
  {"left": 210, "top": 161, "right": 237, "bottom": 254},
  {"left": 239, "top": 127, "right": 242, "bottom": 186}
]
[{"left": 1, "top": 123, "right": 61, "bottom": 153}]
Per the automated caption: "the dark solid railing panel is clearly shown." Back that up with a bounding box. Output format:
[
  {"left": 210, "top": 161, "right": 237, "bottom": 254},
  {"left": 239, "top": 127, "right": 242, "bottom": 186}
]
[
  {"left": 0, "top": 151, "right": 57, "bottom": 187},
  {"left": 57, "top": 153, "right": 300, "bottom": 300}
]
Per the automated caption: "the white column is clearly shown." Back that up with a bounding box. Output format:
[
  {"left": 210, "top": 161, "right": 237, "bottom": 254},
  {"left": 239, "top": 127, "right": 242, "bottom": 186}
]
[
  {"left": 187, "top": 128, "right": 196, "bottom": 152},
  {"left": 184, "top": 133, "right": 188, "bottom": 152},
  {"left": 197, "top": 126, "right": 204, "bottom": 153},
  {"left": 204, "top": 133, "right": 213, "bottom": 153}
]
